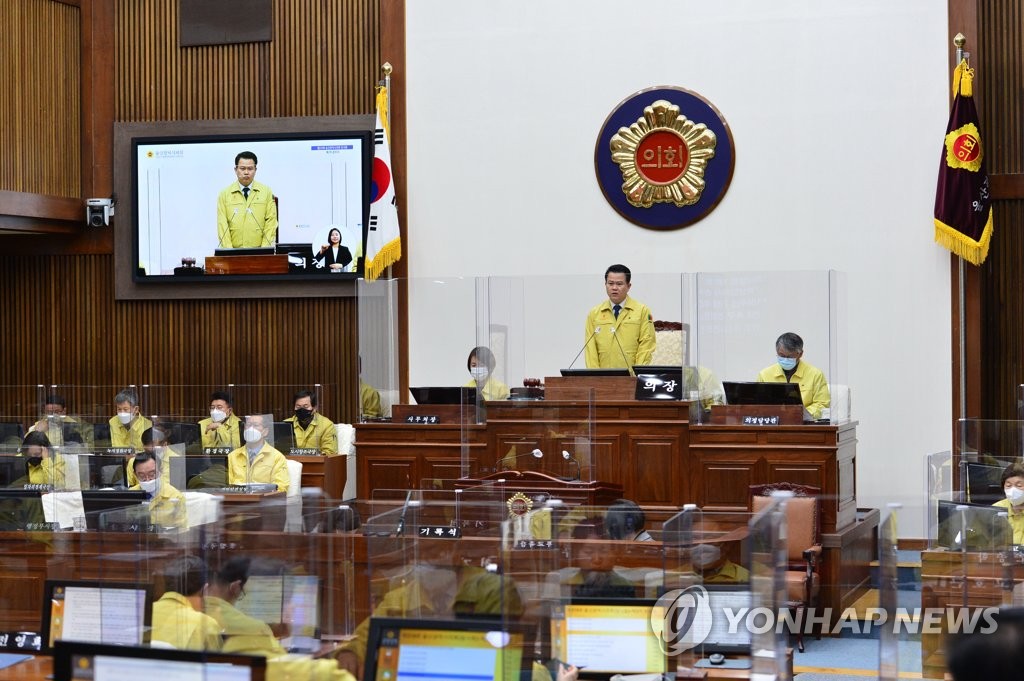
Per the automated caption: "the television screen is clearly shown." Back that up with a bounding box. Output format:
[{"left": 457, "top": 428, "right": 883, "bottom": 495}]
[{"left": 132, "top": 131, "right": 372, "bottom": 282}]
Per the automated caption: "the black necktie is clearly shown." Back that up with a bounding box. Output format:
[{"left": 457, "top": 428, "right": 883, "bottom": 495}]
[
  {"left": 242, "top": 186, "right": 250, "bottom": 200},
  {"left": 613, "top": 304, "right": 621, "bottom": 319}
]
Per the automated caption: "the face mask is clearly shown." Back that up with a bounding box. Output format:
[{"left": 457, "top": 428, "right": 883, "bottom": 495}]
[
  {"left": 117, "top": 412, "right": 133, "bottom": 425},
  {"left": 27, "top": 456, "right": 43, "bottom": 467},
  {"left": 777, "top": 356, "right": 798, "bottom": 371},
  {"left": 243, "top": 427, "right": 262, "bottom": 444},
  {"left": 210, "top": 409, "right": 227, "bottom": 423},
  {"left": 1007, "top": 486, "right": 1024, "bottom": 505},
  {"left": 294, "top": 408, "right": 314, "bottom": 424},
  {"left": 140, "top": 478, "right": 159, "bottom": 495},
  {"left": 470, "top": 366, "right": 489, "bottom": 381}
]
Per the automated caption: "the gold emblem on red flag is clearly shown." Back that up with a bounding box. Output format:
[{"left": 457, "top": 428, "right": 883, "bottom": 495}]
[
  {"left": 610, "top": 100, "right": 717, "bottom": 208},
  {"left": 944, "top": 122, "right": 984, "bottom": 172}
]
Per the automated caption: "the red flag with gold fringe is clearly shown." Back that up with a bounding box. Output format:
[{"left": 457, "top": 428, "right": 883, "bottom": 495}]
[{"left": 934, "top": 59, "right": 993, "bottom": 266}]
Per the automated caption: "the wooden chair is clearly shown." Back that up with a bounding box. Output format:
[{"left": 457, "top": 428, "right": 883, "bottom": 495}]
[{"left": 749, "top": 482, "right": 823, "bottom": 652}]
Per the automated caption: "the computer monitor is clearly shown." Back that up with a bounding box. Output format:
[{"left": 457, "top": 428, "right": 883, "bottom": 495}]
[
  {"left": 692, "top": 585, "right": 754, "bottom": 655},
  {"left": 272, "top": 421, "right": 296, "bottom": 451},
  {"left": 964, "top": 462, "right": 1006, "bottom": 505},
  {"left": 41, "top": 579, "right": 153, "bottom": 652},
  {"left": 559, "top": 368, "right": 632, "bottom": 378},
  {"left": 936, "top": 499, "right": 1013, "bottom": 550},
  {"left": 53, "top": 641, "right": 266, "bottom": 681},
  {"left": 722, "top": 381, "right": 802, "bottom": 407},
  {"left": 364, "top": 617, "right": 527, "bottom": 681},
  {"left": 550, "top": 599, "right": 667, "bottom": 677},
  {"left": 409, "top": 387, "right": 478, "bottom": 405},
  {"left": 235, "top": 575, "right": 320, "bottom": 637},
  {"left": 214, "top": 246, "right": 276, "bottom": 257}
]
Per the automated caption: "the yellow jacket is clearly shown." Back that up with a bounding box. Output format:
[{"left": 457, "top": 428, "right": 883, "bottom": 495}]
[
  {"left": 107, "top": 415, "right": 153, "bottom": 451},
  {"left": 284, "top": 414, "right": 338, "bottom": 455},
  {"left": 27, "top": 455, "right": 67, "bottom": 487},
  {"left": 993, "top": 499, "right": 1024, "bottom": 544},
  {"left": 129, "top": 480, "right": 186, "bottom": 528},
  {"left": 227, "top": 442, "right": 291, "bottom": 492},
  {"left": 463, "top": 376, "right": 510, "bottom": 401},
  {"left": 199, "top": 413, "right": 242, "bottom": 449},
  {"left": 756, "top": 359, "right": 831, "bottom": 419},
  {"left": 217, "top": 180, "right": 278, "bottom": 248},
  {"left": 126, "top": 448, "right": 178, "bottom": 488},
  {"left": 151, "top": 592, "right": 223, "bottom": 651},
  {"left": 204, "top": 596, "right": 353, "bottom": 681},
  {"left": 583, "top": 296, "right": 656, "bottom": 368},
  {"left": 360, "top": 381, "right": 382, "bottom": 418}
]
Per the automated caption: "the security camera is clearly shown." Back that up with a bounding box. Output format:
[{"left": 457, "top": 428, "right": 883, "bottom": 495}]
[{"left": 86, "top": 198, "right": 114, "bottom": 227}]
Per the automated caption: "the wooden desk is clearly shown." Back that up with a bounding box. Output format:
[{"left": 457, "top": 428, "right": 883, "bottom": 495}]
[
  {"left": 920, "top": 548, "right": 1018, "bottom": 678},
  {"left": 0, "top": 656, "right": 49, "bottom": 681},
  {"left": 290, "top": 454, "right": 346, "bottom": 500}
]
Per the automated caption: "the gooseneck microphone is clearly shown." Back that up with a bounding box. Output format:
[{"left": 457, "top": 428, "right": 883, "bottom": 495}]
[{"left": 568, "top": 326, "right": 601, "bottom": 369}]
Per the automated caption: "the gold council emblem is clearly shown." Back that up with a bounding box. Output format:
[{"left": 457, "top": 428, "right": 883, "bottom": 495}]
[{"left": 610, "top": 100, "right": 717, "bottom": 208}]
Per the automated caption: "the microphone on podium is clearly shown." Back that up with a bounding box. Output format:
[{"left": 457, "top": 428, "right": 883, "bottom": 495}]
[
  {"left": 609, "top": 325, "right": 636, "bottom": 376},
  {"left": 561, "top": 450, "right": 581, "bottom": 481},
  {"left": 499, "top": 448, "right": 545, "bottom": 472},
  {"left": 567, "top": 326, "right": 601, "bottom": 369}
]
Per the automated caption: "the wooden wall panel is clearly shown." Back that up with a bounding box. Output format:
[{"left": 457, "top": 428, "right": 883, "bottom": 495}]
[
  {"left": 0, "top": 254, "right": 359, "bottom": 424},
  {"left": 976, "top": 1, "right": 1024, "bottom": 418},
  {"left": 0, "top": 0, "right": 81, "bottom": 197},
  {"left": 115, "top": 0, "right": 379, "bottom": 121}
]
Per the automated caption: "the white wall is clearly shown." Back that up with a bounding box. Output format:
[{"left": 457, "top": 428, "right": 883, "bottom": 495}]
[{"left": 403, "top": 0, "right": 951, "bottom": 535}]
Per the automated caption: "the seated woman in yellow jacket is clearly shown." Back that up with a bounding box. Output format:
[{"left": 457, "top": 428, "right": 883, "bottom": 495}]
[{"left": 464, "top": 346, "right": 510, "bottom": 401}]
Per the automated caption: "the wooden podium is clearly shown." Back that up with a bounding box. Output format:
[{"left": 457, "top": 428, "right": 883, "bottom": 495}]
[
  {"left": 204, "top": 254, "right": 289, "bottom": 274},
  {"left": 709, "top": 403, "right": 804, "bottom": 426},
  {"left": 454, "top": 469, "right": 624, "bottom": 507}
]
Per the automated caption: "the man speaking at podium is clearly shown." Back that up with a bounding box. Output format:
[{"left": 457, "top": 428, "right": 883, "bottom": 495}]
[
  {"left": 216, "top": 151, "right": 279, "bottom": 248},
  {"left": 583, "top": 264, "right": 655, "bottom": 368}
]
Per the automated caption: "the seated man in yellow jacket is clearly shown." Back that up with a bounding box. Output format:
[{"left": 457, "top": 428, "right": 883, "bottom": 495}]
[
  {"left": 125, "top": 426, "right": 178, "bottom": 488},
  {"left": 129, "top": 451, "right": 186, "bottom": 530},
  {"left": 205, "top": 557, "right": 353, "bottom": 681},
  {"left": 151, "top": 556, "right": 223, "bottom": 650},
  {"left": 27, "top": 393, "right": 92, "bottom": 448},
  {"left": 756, "top": 332, "right": 831, "bottom": 420},
  {"left": 108, "top": 389, "right": 153, "bottom": 451},
  {"left": 583, "top": 264, "right": 655, "bottom": 369},
  {"left": 227, "top": 414, "right": 290, "bottom": 492},
  {"left": 285, "top": 390, "right": 337, "bottom": 455},
  {"left": 199, "top": 390, "right": 242, "bottom": 450}
]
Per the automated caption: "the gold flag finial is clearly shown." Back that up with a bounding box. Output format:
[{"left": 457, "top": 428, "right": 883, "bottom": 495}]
[
  {"left": 382, "top": 62, "right": 393, "bottom": 77},
  {"left": 953, "top": 33, "right": 966, "bottom": 49}
]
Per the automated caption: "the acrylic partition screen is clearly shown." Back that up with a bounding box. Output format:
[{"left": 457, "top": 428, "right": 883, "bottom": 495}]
[
  {"left": 357, "top": 278, "right": 401, "bottom": 420},
  {"left": 695, "top": 271, "right": 848, "bottom": 423}
]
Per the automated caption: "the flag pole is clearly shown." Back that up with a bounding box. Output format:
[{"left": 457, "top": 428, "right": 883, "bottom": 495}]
[
  {"left": 382, "top": 62, "right": 392, "bottom": 129},
  {"left": 954, "top": 33, "right": 967, "bottom": 423},
  {"left": 382, "top": 62, "right": 393, "bottom": 280}
]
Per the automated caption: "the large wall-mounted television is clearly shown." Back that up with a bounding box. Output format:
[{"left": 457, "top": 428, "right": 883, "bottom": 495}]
[{"left": 113, "top": 115, "right": 374, "bottom": 300}]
